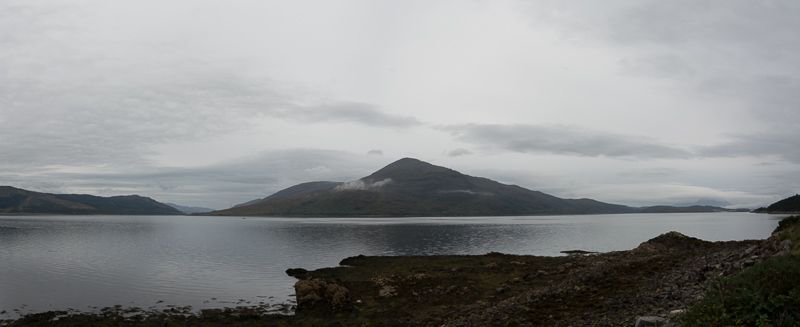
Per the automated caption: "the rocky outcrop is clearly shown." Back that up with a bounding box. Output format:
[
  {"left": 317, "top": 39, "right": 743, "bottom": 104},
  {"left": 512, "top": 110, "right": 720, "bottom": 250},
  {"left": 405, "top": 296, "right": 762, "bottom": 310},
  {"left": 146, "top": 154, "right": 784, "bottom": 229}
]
[
  {"left": 285, "top": 268, "right": 309, "bottom": 279},
  {"left": 634, "top": 231, "right": 710, "bottom": 253},
  {"left": 293, "top": 278, "right": 351, "bottom": 311}
]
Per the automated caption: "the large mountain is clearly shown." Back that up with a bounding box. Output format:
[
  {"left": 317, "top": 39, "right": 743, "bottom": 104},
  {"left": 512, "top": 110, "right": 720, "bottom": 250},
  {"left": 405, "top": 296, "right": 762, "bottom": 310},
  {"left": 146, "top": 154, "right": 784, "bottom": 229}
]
[
  {"left": 0, "top": 186, "right": 182, "bottom": 215},
  {"left": 210, "top": 158, "right": 638, "bottom": 217}
]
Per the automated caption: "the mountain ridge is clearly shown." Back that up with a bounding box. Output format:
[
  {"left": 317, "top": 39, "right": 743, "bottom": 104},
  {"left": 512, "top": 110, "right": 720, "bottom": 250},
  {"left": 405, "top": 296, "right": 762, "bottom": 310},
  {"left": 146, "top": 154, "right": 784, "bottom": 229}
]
[
  {"left": 210, "top": 158, "right": 739, "bottom": 217},
  {"left": 0, "top": 186, "right": 182, "bottom": 215}
]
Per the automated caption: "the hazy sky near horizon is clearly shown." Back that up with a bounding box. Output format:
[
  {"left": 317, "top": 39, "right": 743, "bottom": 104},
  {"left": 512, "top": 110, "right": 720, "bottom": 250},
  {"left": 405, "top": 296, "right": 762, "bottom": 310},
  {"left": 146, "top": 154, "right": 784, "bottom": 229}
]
[{"left": 1, "top": 0, "right": 798, "bottom": 209}]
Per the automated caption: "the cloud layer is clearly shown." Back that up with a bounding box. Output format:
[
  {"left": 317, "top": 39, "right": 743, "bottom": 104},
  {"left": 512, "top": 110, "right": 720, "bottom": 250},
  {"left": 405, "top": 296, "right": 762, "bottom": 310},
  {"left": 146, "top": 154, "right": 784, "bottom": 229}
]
[
  {"left": 1, "top": 0, "right": 797, "bottom": 209},
  {"left": 444, "top": 124, "right": 692, "bottom": 159}
]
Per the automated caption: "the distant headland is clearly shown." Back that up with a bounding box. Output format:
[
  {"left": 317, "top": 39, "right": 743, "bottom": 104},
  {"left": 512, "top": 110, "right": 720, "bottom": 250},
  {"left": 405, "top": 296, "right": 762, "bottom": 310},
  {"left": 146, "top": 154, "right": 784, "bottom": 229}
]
[
  {"left": 754, "top": 194, "right": 800, "bottom": 214},
  {"left": 0, "top": 186, "right": 181, "bottom": 215}
]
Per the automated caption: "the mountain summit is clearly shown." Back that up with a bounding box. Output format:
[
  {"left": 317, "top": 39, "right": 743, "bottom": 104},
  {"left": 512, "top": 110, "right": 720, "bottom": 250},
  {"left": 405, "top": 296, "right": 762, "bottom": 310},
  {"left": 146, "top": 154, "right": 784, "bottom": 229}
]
[
  {"left": 366, "top": 157, "right": 457, "bottom": 180},
  {"left": 210, "top": 158, "right": 635, "bottom": 217}
]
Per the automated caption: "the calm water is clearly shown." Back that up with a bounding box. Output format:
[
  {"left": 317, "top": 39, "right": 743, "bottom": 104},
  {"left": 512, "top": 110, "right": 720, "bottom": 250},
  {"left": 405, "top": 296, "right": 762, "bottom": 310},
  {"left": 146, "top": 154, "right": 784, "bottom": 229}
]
[{"left": 0, "top": 213, "right": 785, "bottom": 316}]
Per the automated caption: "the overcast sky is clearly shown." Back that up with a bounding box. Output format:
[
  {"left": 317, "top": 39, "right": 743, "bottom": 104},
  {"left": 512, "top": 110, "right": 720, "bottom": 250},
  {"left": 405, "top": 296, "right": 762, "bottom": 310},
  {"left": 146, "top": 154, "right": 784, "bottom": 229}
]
[{"left": 1, "top": 0, "right": 798, "bottom": 209}]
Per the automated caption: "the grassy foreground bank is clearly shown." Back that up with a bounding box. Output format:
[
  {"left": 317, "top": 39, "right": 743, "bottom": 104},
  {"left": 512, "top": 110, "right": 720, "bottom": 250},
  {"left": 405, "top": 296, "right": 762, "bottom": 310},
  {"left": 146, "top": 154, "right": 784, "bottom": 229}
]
[{"left": 681, "top": 216, "right": 800, "bottom": 326}]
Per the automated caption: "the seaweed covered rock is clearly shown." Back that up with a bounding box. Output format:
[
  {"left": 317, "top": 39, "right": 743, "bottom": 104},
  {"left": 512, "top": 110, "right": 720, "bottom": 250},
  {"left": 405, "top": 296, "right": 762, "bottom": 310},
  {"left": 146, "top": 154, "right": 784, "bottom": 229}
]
[
  {"left": 634, "top": 231, "right": 710, "bottom": 253},
  {"left": 294, "top": 278, "right": 351, "bottom": 311},
  {"left": 285, "top": 268, "right": 309, "bottom": 279}
]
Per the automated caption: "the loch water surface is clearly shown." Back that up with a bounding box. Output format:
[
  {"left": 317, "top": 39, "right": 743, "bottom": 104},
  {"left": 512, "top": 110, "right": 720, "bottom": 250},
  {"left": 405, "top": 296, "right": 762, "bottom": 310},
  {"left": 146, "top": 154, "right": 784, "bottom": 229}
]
[{"left": 0, "top": 212, "right": 783, "bottom": 316}]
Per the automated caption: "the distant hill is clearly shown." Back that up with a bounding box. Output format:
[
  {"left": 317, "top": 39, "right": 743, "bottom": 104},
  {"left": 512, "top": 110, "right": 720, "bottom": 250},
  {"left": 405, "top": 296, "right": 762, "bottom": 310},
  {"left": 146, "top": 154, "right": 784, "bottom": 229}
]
[
  {"left": 165, "top": 203, "right": 215, "bottom": 214},
  {"left": 639, "top": 205, "right": 748, "bottom": 213},
  {"left": 210, "top": 158, "right": 728, "bottom": 217},
  {"left": 754, "top": 194, "right": 800, "bottom": 214},
  {"left": 0, "top": 186, "right": 182, "bottom": 215}
]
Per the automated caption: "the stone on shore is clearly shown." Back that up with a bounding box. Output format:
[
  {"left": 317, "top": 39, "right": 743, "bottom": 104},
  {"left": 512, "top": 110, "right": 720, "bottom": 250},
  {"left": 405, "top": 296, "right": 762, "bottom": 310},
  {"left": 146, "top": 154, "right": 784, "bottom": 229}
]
[{"left": 635, "top": 316, "right": 667, "bottom": 327}]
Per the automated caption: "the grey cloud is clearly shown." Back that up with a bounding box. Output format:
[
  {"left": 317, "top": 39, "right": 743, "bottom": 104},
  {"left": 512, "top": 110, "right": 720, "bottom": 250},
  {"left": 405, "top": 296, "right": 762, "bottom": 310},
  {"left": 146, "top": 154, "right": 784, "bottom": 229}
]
[
  {"left": 763, "top": 169, "right": 800, "bottom": 199},
  {"left": 697, "top": 75, "right": 800, "bottom": 128},
  {"left": 0, "top": 71, "right": 275, "bottom": 167},
  {"left": 700, "top": 133, "right": 800, "bottom": 164},
  {"left": 619, "top": 55, "right": 695, "bottom": 78},
  {"left": 367, "top": 149, "right": 384, "bottom": 156},
  {"left": 0, "top": 67, "right": 419, "bottom": 168},
  {"left": 0, "top": 1, "right": 421, "bottom": 169},
  {"left": 609, "top": 1, "right": 798, "bottom": 49},
  {"left": 444, "top": 124, "right": 800, "bottom": 163},
  {"left": 276, "top": 102, "right": 421, "bottom": 128},
  {"left": 528, "top": 0, "right": 800, "bottom": 53},
  {"left": 444, "top": 124, "right": 692, "bottom": 159},
  {"left": 617, "top": 168, "right": 678, "bottom": 179},
  {"left": 447, "top": 148, "right": 472, "bottom": 157},
  {"left": 525, "top": 0, "right": 800, "bottom": 130}
]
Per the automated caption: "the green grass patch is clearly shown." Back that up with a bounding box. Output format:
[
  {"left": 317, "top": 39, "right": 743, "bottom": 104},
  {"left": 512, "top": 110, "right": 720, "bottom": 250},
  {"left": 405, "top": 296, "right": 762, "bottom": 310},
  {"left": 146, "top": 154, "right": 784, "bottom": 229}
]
[{"left": 682, "top": 255, "right": 800, "bottom": 327}]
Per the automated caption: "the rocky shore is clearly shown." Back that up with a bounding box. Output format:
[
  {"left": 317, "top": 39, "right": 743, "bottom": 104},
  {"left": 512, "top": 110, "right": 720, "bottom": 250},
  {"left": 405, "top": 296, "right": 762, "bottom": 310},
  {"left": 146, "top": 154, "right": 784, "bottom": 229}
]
[
  {"left": 5, "top": 218, "right": 796, "bottom": 326},
  {"left": 287, "top": 229, "right": 791, "bottom": 326}
]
